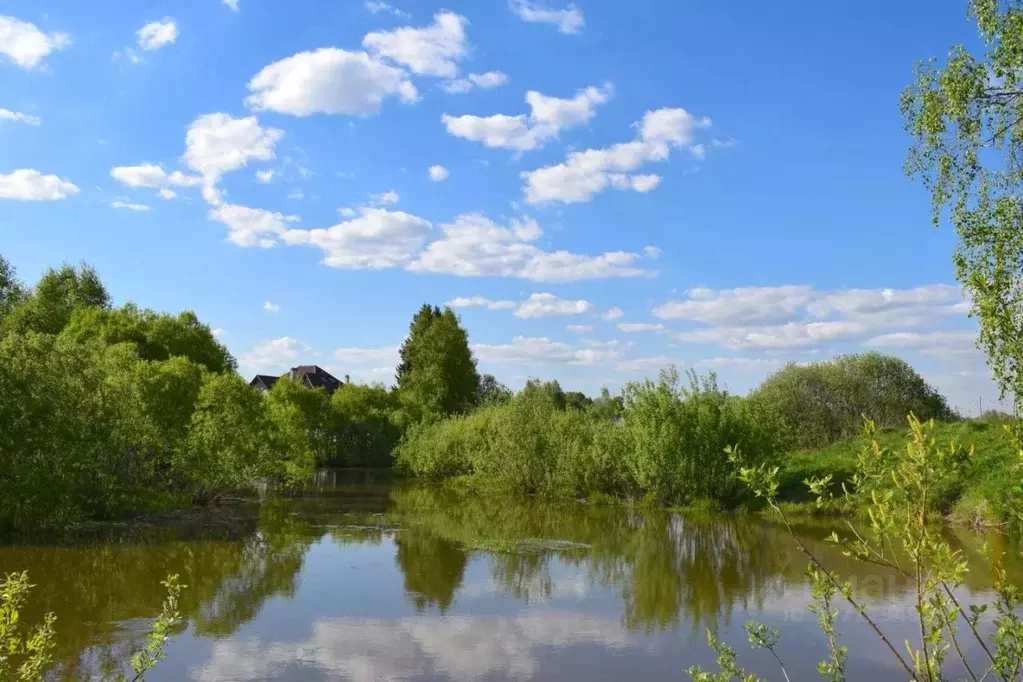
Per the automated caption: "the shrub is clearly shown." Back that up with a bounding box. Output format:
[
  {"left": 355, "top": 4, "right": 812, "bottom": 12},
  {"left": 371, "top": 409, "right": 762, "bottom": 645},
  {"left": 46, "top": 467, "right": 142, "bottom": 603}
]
[
  {"left": 398, "top": 407, "right": 496, "bottom": 479},
  {"left": 399, "top": 367, "right": 787, "bottom": 506},
  {"left": 621, "top": 368, "right": 788, "bottom": 505},
  {"left": 752, "top": 352, "right": 954, "bottom": 448}
]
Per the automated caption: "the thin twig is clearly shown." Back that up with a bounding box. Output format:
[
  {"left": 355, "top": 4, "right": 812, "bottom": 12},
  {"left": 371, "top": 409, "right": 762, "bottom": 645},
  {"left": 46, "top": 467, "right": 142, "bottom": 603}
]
[
  {"left": 772, "top": 501, "right": 920, "bottom": 681},
  {"left": 941, "top": 582, "right": 1003, "bottom": 679},
  {"left": 766, "top": 647, "right": 791, "bottom": 682},
  {"left": 941, "top": 607, "right": 980, "bottom": 682}
]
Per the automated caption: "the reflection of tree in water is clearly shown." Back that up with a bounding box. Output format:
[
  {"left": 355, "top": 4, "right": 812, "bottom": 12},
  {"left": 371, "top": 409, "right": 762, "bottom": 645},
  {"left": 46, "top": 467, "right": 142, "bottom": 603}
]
[
  {"left": 385, "top": 486, "right": 996, "bottom": 634},
  {"left": 0, "top": 502, "right": 318, "bottom": 680},
  {"left": 394, "top": 532, "right": 467, "bottom": 611},
  {"left": 613, "top": 513, "right": 785, "bottom": 633},
  {"left": 192, "top": 506, "right": 312, "bottom": 636},
  {"left": 490, "top": 551, "right": 555, "bottom": 602}
]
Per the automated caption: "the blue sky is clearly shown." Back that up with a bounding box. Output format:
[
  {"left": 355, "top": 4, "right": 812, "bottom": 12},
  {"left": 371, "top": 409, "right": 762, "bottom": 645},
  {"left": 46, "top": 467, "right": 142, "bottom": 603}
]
[{"left": 0, "top": 0, "right": 1006, "bottom": 413}]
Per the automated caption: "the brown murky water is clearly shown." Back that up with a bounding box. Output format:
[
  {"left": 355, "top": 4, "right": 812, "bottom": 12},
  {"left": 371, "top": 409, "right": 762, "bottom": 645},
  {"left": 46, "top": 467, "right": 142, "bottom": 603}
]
[{"left": 2, "top": 471, "right": 1019, "bottom": 681}]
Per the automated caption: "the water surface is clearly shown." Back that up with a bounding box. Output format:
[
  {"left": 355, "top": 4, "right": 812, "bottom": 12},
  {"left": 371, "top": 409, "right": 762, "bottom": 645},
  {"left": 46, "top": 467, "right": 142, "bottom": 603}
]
[{"left": 2, "top": 472, "right": 1019, "bottom": 681}]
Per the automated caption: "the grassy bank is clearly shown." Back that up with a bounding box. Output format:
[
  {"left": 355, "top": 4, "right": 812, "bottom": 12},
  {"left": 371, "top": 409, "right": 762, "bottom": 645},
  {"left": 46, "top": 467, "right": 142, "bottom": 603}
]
[{"left": 778, "top": 418, "right": 1022, "bottom": 526}]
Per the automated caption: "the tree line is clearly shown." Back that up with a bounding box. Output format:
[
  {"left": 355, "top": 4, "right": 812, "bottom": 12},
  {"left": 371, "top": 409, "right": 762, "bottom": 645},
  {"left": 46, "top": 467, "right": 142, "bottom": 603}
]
[
  {"left": 0, "top": 251, "right": 962, "bottom": 529},
  {"left": 0, "top": 256, "right": 320, "bottom": 532}
]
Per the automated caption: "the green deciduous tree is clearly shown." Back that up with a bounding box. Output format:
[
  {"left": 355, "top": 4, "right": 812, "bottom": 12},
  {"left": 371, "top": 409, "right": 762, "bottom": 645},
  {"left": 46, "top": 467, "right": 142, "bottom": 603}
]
[
  {"left": 477, "top": 373, "right": 513, "bottom": 406},
  {"left": 0, "top": 254, "right": 25, "bottom": 321},
  {"left": 589, "top": 386, "right": 624, "bottom": 421},
  {"left": 396, "top": 305, "right": 480, "bottom": 421},
  {"left": 329, "top": 383, "right": 402, "bottom": 467},
  {"left": 903, "top": 0, "right": 1023, "bottom": 400},
  {"left": 62, "top": 304, "right": 236, "bottom": 373},
  {"left": 4, "top": 262, "right": 110, "bottom": 335},
  {"left": 263, "top": 376, "right": 333, "bottom": 462},
  {"left": 181, "top": 373, "right": 313, "bottom": 500},
  {"left": 753, "top": 353, "right": 954, "bottom": 448}
]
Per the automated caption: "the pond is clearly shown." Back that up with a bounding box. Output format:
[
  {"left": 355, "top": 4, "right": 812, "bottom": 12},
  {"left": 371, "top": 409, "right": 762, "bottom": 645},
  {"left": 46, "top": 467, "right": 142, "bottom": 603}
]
[{"left": 1, "top": 472, "right": 1019, "bottom": 681}]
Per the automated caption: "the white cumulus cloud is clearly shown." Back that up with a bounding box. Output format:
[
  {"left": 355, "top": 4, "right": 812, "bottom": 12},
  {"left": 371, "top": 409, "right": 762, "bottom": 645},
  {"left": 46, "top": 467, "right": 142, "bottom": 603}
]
[
  {"left": 0, "top": 108, "right": 39, "bottom": 125},
  {"left": 0, "top": 169, "right": 78, "bottom": 200},
  {"left": 246, "top": 47, "right": 418, "bottom": 116},
  {"left": 509, "top": 0, "right": 584, "bottom": 34},
  {"left": 443, "top": 82, "right": 612, "bottom": 152},
  {"left": 0, "top": 16, "right": 70, "bottom": 69},
  {"left": 110, "top": 163, "right": 202, "bottom": 189},
  {"left": 282, "top": 207, "right": 432, "bottom": 269},
  {"left": 515, "top": 292, "right": 592, "bottom": 318},
  {"left": 522, "top": 106, "right": 711, "bottom": 203},
  {"left": 368, "top": 189, "right": 399, "bottom": 206},
  {"left": 137, "top": 18, "right": 177, "bottom": 51},
  {"left": 364, "top": 1, "right": 410, "bottom": 19},
  {"left": 407, "top": 212, "right": 653, "bottom": 282},
  {"left": 363, "top": 11, "right": 468, "bottom": 78},
  {"left": 443, "top": 70, "right": 509, "bottom": 94},
  {"left": 263, "top": 300, "right": 281, "bottom": 313},
  {"left": 209, "top": 203, "right": 300, "bottom": 247},
  {"left": 184, "top": 113, "right": 283, "bottom": 197},
  {"left": 240, "top": 337, "right": 311, "bottom": 372},
  {"left": 446, "top": 296, "right": 516, "bottom": 310},
  {"left": 653, "top": 285, "right": 815, "bottom": 325},
  {"left": 617, "top": 322, "right": 665, "bottom": 333},
  {"left": 658, "top": 284, "right": 972, "bottom": 353},
  {"left": 428, "top": 165, "right": 449, "bottom": 181},
  {"left": 474, "top": 336, "right": 619, "bottom": 366}
]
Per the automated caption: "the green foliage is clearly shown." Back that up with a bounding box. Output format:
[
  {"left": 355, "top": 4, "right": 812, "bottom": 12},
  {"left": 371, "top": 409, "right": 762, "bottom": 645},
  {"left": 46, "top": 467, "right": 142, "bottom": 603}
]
[
  {"left": 903, "top": 0, "right": 1023, "bottom": 400},
  {"left": 781, "top": 418, "right": 1021, "bottom": 522},
  {"left": 61, "top": 304, "right": 236, "bottom": 373},
  {"left": 687, "top": 629, "right": 765, "bottom": 682},
  {"left": 712, "top": 415, "right": 1023, "bottom": 681},
  {"left": 753, "top": 353, "right": 954, "bottom": 449},
  {"left": 477, "top": 373, "right": 512, "bottom": 406},
  {"left": 399, "top": 366, "right": 787, "bottom": 506},
  {"left": 264, "top": 377, "right": 333, "bottom": 461},
  {"left": 2, "top": 262, "right": 110, "bottom": 335},
  {"left": 0, "top": 258, "right": 312, "bottom": 532},
  {"left": 182, "top": 373, "right": 314, "bottom": 499},
  {"left": 589, "top": 386, "right": 624, "bottom": 421},
  {"left": 521, "top": 378, "right": 567, "bottom": 410},
  {"left": 564, "top": 390, "right": 593, "bottom": 411},
  {"left": 328, "top": 383, "right": 402, "bottom": 467},
  {"left": 0, "top": 254, "right": 26, "bottom": 321},
  {"left": 397, "top": 304, "right": 480, "bottom": 421},
  {"left": 0, "top": 572, "right": 55, "bottom": 682},
  {"left": 119, "top": 574, "right": 183, "bottom": 682},
  {"left": 621, "top": 367, "right": 789, "bottom": 505},
  {"left": 0, "top": 571, "right": 183, "bottom": 681}
]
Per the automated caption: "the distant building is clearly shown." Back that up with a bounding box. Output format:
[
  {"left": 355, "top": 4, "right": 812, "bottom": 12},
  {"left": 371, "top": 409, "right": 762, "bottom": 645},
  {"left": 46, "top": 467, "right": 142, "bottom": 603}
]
[{"left": 249, "top": 365, "right": 343, "bottom": 394}]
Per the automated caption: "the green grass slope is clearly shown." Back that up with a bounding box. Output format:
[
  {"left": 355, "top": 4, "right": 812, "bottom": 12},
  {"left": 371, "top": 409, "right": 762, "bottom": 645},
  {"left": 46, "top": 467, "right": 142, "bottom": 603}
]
[{"left": 778, "top": 419, "right": 1021, "bottom": 526}]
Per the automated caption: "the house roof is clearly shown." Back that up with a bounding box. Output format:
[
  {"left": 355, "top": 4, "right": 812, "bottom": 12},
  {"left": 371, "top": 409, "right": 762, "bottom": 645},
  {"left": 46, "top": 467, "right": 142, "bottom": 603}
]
[
  {"left": 289, "top": 365, "right": 342, "bottom": 392},
  {"left": 250, "top": 374, "right": 279, "bottom": 390},
  {"left": 250, "top": 365, "right": 342, "bottom": 393}
]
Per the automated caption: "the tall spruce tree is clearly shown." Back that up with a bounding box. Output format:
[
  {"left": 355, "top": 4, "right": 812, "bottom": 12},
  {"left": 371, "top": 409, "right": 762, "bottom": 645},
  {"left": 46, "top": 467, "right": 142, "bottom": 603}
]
[{"left": 396, "top": 304, "right": 480, "bottom": 421}]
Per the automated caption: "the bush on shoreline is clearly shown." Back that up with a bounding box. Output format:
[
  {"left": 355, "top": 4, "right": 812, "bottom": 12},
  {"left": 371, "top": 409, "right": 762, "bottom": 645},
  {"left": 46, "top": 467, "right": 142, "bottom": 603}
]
[
  {"left": 752, "top": 353, "right": 955, "bottom": 449},
  {"left": 398, "top": 367, "right": 789, "bottom": 507}
]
